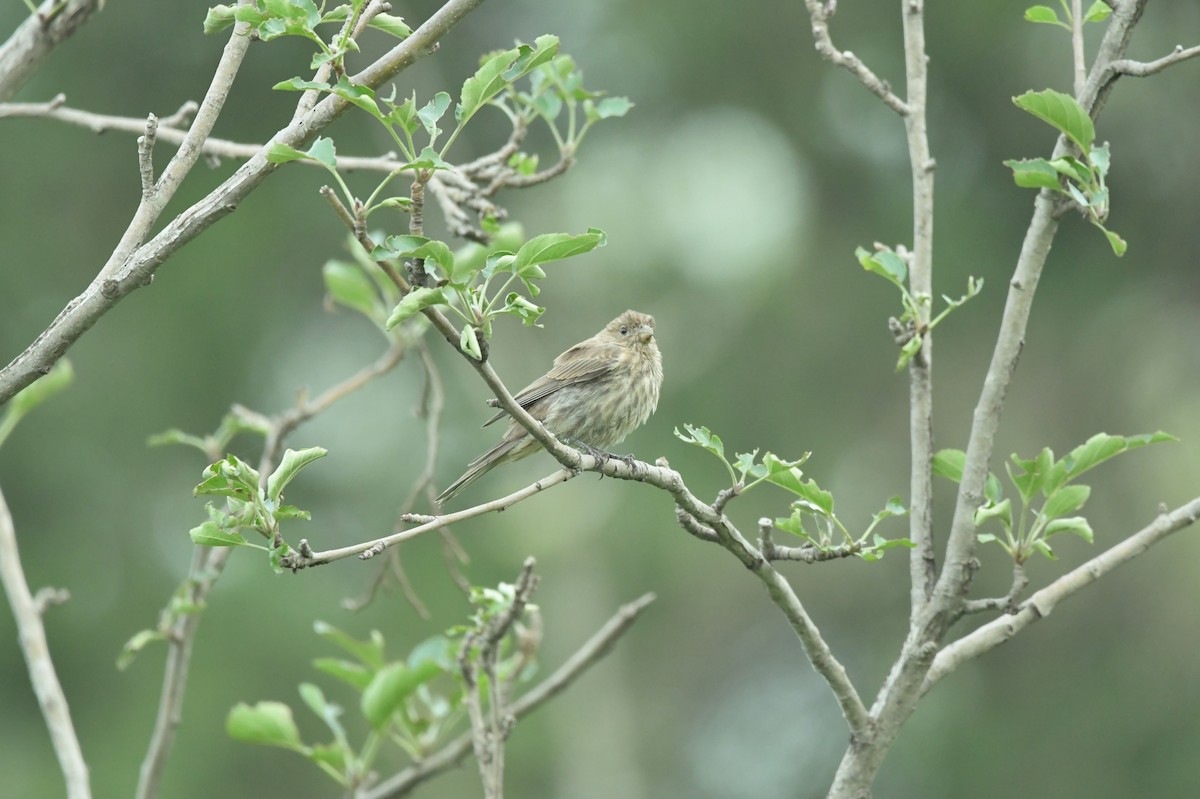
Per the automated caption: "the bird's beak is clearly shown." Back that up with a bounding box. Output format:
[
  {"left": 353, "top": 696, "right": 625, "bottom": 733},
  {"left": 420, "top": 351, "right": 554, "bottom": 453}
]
[{"left": 637, "top": 325, "right": 654, "bottom": 343}]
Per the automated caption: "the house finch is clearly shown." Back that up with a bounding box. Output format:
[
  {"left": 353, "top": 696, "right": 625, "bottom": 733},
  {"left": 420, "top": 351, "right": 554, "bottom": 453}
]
[{"left": 436, "top": 309, "right": 663, "bottom": 504}]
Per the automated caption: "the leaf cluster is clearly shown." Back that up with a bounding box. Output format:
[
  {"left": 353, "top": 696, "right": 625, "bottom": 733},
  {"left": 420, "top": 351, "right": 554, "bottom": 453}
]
[
  {"left": 935, "top": 432, "right": 1175, "bottom": 562},
  {"left": 226, "top": 579, "right": 538, "bottom": 789},
  {"left": 675, "top": 424, "right": 912, "bottom": 561}
]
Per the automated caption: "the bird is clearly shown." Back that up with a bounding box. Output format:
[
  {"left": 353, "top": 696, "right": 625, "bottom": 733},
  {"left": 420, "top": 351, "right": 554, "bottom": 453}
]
[{"left": 436, "top": 309, "right": 663, "bottom": 504}]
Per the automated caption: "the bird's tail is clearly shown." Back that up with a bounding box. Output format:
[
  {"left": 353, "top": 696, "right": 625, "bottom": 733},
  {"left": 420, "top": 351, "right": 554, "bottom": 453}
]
[{"left": 436, "top": 438, "right": 520, "bottom": 505}]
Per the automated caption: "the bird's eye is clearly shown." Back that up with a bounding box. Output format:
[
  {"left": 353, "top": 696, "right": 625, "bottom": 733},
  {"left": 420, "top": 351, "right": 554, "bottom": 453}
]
[{"left": 619, "top": 325, "right": 628, "bottom": 335}]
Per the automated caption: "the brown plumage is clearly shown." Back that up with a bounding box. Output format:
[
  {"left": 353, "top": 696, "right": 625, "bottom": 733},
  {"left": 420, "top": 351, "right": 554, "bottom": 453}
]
[{"left": 437, "top": 310, "right": 663, "bottom": 504}]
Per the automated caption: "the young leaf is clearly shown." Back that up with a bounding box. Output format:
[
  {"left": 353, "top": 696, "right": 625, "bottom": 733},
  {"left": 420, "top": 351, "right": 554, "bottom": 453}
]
[
  {"left": 267, "top": 446, "right": 329, "bottom": 502},
  {"left": 312, "top": 658, "right": 374, "bottom": 691},
  {"left": 1084, "top": 1, "right": 1112, "bottom": 22},
  {"left": 460, "top": 325, "right": 483, "bottom": 360},
  {"left": 1053, "top": 431, "right": 1176, "bottom": 489},
  {"left": 361, "top": 660, "right": 443, "bottom": 729},
  {"left": 418, "top": 92, "right": 451, "bottom": 136},
  {"left": 189, "top": 522, "right": 249, "bottom": 548},
  {"left": 1041, "top": 484, "right": 1091, "bottom": 518},
  {"left": 502, "top": 292, "right": 545, "bottom": 326},
  {"left": 855, "top": 246, "right": 907, "bottom": 288},
  {"left": 1013, "top": 89, "right": 1095, "bottom": 152},
  {"left": 1098, "top": 225, "right": 1127, "bottom": 257},
  {"left": 585, "top": 96, "right": 634, "bottom": 121},
  {"left": 386, "top": 287, "right": 449, "bottom": 329},
  {"left": 931, "top": 449, "right": 966, "bottom": 482},
  {"left": 117, "top": 628, "right": 168, "bottom": 671},
  {"left": 973, "top": 498, "right": 1013, "bottom": 530},
  {"left": 323, "top": 260, "right": 380, "bottom": 319},
  {"left": 146, "top": 428, "right": 209, "bottom": 453},
  {"left": 674, "top": 423, "right": 725, "bottom": 459},
  {"left": 227, "top": 702, "right": 305, "bottom": 751},
  {"left": 6, "top": 359, "right": 73, "bottom": 419},
  {"left": 1003, "top": 158, "right": 1066, "bottom": 192},
  {"left": 314, "top": 621, "right": 386, "bottom": 669},
  {"left": 511, "top": 228, "right": 606, "bottom": 274},
  {"left": 1044, "top": 516, "right": 1094, "bottom": 543},
  {"left": 1023, "top": 5, "right": 1063, "bottom": 25}
]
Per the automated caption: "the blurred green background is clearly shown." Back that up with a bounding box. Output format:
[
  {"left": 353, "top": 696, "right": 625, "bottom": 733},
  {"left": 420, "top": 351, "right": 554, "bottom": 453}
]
[{"left": 2, "top": 2, "right": 1199, "bottom": 797}]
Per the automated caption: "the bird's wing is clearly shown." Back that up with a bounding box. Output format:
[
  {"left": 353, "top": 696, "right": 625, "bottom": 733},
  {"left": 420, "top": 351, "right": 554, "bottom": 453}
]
[{"left": 481, "top": 345, "right": 619, "bottom": 427}]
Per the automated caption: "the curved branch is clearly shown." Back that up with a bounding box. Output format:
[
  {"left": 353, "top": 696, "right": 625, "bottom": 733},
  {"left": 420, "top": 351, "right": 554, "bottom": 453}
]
[
  {"left": 801, "top": 0, "right": 910, "bottom": 115},
  {"left": 0, "top": 483, "right": 91, "bottom": 799},
  {"left": 923, "top": 496, "right": 1200, "bottom": 694}
]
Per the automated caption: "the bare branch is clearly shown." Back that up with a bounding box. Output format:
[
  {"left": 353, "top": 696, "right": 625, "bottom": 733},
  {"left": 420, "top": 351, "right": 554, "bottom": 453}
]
[
  {"left": 363, "top": 592, "right": 657, "bottom": 799},
  {"left": 1110, "top": 42, "right": 1200, "bottom": 77},
  {"left": 1071, "top": 0, "right": 1087, "bottom": 97},
  {"left": 288, "top": 469, "right": 578, "bottom": 567},
  {"left": 134, "top": 547, "right": 230, "bottom": 799},
  {"left": 0, "top": 0, "right": 104, "bottom": 102},
  {"left": 924, "top": 496, "right": 1200, "bottom": 694},
  {"left": 800, "top": 0, "right": 910, "bottom": 116},
  {"left": 962, "top": 561, "right": 1028, "bottom": 615},
  {"left": 0, "top": 483, "right": 91, "bottom": 799}
]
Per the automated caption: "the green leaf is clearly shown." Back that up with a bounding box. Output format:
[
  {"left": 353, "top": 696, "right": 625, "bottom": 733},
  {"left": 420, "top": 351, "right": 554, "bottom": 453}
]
[
  {"left": 855, "top": 246, "right": 907, "bottom": 288},
  {"left": 195, "top": 455, "right": 260, "bottom": 500},
  {"left": 973, "top": 498, "right": 1013, "bottom": 531},
  {"left": 1098, "top": 225, "right": 1127, "bottom": 257},
  {"left": 1042, "top": 484, "right": 1091, "bottom": 518},
  {"left": 502, "top": 292, "right": 545, "bottom": 326},
  {"left": 189, "top": 522, "right": 249, "bottom": 548},
  {"left": 1052, "top": 431, "right": 1176, "bottom": 489},
  {"left": 386, "top": 287, "right": 449, "bottom": 329},
  {"left": 368, "top": 12, "right": 412, "bottom": 38},
  {"left": 512, "top": 228, "right": 606, "bottom": 274},
  {"left": 1007, "top": 447, "right": 1054, "bottom": 503},
  {"left": 274, "top": 505, "right": 312, "bottom": 521},
  {"left": 1003, "top": 158, "right": 1066, "bottom": 192},
  {"left": 410, "top": 145, "right": 453, "bottom": 171},
  {"left": 329, "top": 77, "right": 382, "bottom": 120},
  {"left": 1030, "top": 538, "right": 1056, "bottom": 560},
  {"left": 266, "top": 137, "right": 337, "bottom": 170},
  {"left": 227, "top": 702, "right": 305, "bottom": 751},
  {"left": 267, "top": 447, "right": 329, "bottom": 502},
  {"left": 674, "top": 423, "right": 724, "bottom": 459},
  {"left": 418, "top": 92, "right": 451, "bottom": 136},
  {"left": 1084, "top": 1, "right": 1112, "bottom": 22},
  {"left": 361, "top": 660, "right": 442, "bottom": 729},
  {"left": 1089, "top": 142, "right": 1111, "bottom": 178},
  {"left": 457, "top": 47, "right": 522, "bottom": 124},
  {"left": 314, "top": 621, "right": 386, "bottom": 669},
  {"left": 1023, "top": 5, "right": 1062, "bottom": 24},
  {"left": 1013, "top": 89, "right": 1095, "bottom": 151},
  {"left": 752, "top": 451, "right": 812, "bottom": 495},
  {"left": 203, "top": 4, "right": 237, "bottom": 34},
  {"left": 323, "top": 260, "right": 380, "bottom": 319},
  {"left": 272, "top": 77, "right": 331, "bottom": 93},
  {"left": 377, "top": 235, "right": 455, "bottom": 275},
  {"left": 408, "top": 635, "right": 456, "bottom": 671},
  {"left": 931, "top": 449, "right": 966, "bottom": 483},
  {"left": 117, "top": 628, "right": 167, "bottom": 671},
  {"left": 1045, "top": 516, "right": 1094, "bottom": 543},
  {"left": 586, "top": 96, "right": 634, "bottom": 121},
  {"left": 312, "top": 658, "right": 374, "bottom": 691},
  {"left": 460, "top": 325, "right": 483, "bottom": 360},
  {"left": 1048, "top": 156, "right": 1093, "bottom": 184},
  {"left": 787, "top": 480, "right": 835, "bottom": 518}
]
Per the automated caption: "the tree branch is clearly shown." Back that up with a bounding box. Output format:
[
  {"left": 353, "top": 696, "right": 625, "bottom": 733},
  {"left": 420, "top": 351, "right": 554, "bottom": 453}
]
[
  {"left": 1109, "top": 42, "right": 1200, "bottom": 77},
  {"left": 800, "top": 0, "right": 910, "bottom": 115},
  {"left": 923, "top": 496, "right": 1200, "bottom": 694},
  {"left": 0, "top": 483, "right": 91, "bottom": 799},
  {"left": 0, "top": 0, "right": 104, "bottom": 102},
  {"left": 0, "top": 0, "right": 489, "bottom": 408},
  {"left": 363, "top": 592, "right": 656, "bottom": 799}
]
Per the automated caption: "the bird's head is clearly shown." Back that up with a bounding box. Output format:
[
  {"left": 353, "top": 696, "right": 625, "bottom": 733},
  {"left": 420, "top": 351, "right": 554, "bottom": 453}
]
[{"left": 605, "top": 310, "right": 656, "bottom": 345}]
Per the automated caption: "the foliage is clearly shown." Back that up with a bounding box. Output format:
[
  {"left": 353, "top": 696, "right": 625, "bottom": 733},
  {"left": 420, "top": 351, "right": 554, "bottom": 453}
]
[
  {"left": 934, "top": 432, "right": 1175, "bottom": 562},
  {"left": 226, "top": 580, "right": 537, "bottom": 789}
]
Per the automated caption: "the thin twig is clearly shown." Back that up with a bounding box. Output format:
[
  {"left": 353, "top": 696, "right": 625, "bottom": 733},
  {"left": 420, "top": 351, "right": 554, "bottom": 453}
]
[
  {"left": 800, "top": 0, "right": 910, "bottom": 116},
  {"left": 363, "top": 592, "right": 656, "bottom": 799},
  {"left": 962, "top": 561, "right": 1029, "bottom": 615},
  {"left": 1071, "top": 0, "right": 1087, "bottom": 97},
  {"left": 0, "top": 484, "right": 91, "bottom": 799},
  {"left": 1109, "top": 42, "right": 1200, "bottom": 77},
  {"left": 137, "top": 114, "right": 159, "bottom": 198}
]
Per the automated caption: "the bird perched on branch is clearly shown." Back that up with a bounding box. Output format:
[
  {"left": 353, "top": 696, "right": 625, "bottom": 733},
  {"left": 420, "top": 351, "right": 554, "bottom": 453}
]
[{"left": 436, "top": 309, "right": 663, "bottom": 504}]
